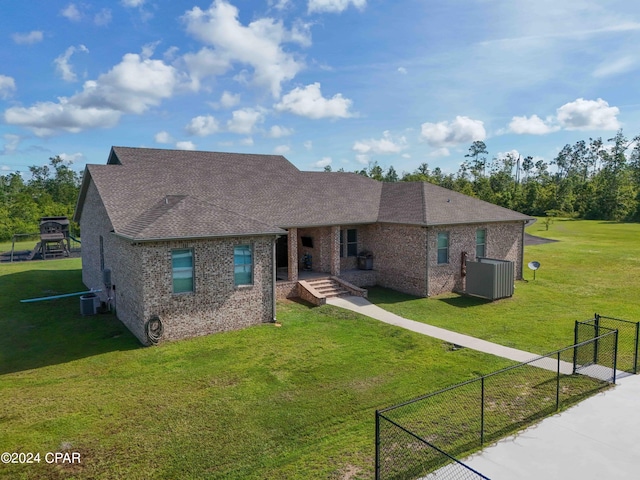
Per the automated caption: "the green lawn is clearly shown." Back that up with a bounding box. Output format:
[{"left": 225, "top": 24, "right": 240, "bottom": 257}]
[
  {"left": 368, "top": 219, "right": 640, "bottom": 354},
  {"left": 0, "top": 259, "right": 513, "bottom": 480},
  {"left": 1, "top": 220, "right": 636, "bottom": 479}
]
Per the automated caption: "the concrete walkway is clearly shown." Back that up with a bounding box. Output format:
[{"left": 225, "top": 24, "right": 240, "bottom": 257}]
[
  {"left": 327, "top": 295, "right": 639, "bottom": 479},
  {"left": 460, "top": 374, "right": 640, "bottom": 479},
  {"left": 326, "top": 295, "right": 574, "bottom": 373}
]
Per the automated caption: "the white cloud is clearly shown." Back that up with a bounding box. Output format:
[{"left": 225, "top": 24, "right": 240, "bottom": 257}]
[
  {"left": 94, "top": 8, "right": 112, "bottom": 26},
  {"left": 182, "top": 0, "right": 306, "bottom": 97},
  {"left": 182, "top": 48, "right": 230, "bottom": 91},
  {"left": 267, "top": 125, "right": 293, "bottom": 138},
  {"left": 155, "top": 131, "right": 173, "bottom": 144},
  {"left": 593, "top": 56, "right": 637, "bottom": 78},
  {"left": 397, "top": 67, "right": 408, "bottom": 75},
  {"left": 74, "top": 53, "right": 181, "bottom": 114},
  {"left": 220, "top": 91, "right": 240, "bottom": 108},
  {"left": 508, "top": 114, "right": 559, "bottom": 135},
  {"left": 269, "top": 0, "right": 291, "bottom": 10},
  {"left": 420, "top": 116, "right": 486, "bottom": 147},
  {"left": 2, "top": 134, "right": 20, "bottom": 155},
  {"left": 61, "top": 4, "right": 82, "bottom": 21},
  {"left": 227, "top": 108, "right": 264, "bottom": 134},
  {"left": 556, "top": 98, "right": 620, "bottom": 131},
  {"left": 308, "top": 0, "right": 366, "bottom": 14},
  {"left": 185, "top": 115, "right": 220, "bottom": 136},
  {"left": 176, "top": 141, "right": 196, "bottom": 150},
  {"left": 4, "top": 101, "right": 121, "bottom": 136},
  {"left": 121, "top": 0, "right": 145, "bottom": 7},
  {"left": 5, "top": 51, "right": 181, "bottom": 136},
  {"left": 274, "top": 144, "right": 291, "bottom": 154},
  {"left": 275, "top": 83, "right": 354, "bottom": 119},
  {"left": 355, "top": 154, "right": 369, "bottom": 165},
  {"left": 240, "top": 137, "right": 254, "bottom": 146},
  {"left": 12, "top": 31, "right": 43, "bottom": 45},
  {"left": 303, "top": 140, "right": 313, "bottom": 150},
  {"left": 313, "top": 157, "right": 332, "bottom": 168},
  {"left": 428, "top": 147, "right": 451, "bottom": 157},
  {"left": 54, "top": 45, "right": 89, "bottom": 82},
  {"left": 0, "top": 75, "right": 16, "bottom": 99},
  {"left": 352, "top": 130, "right": 407, "bottom": 155},
  {"left": 58, "top": 152, "right": 84, "bottom": 163}
]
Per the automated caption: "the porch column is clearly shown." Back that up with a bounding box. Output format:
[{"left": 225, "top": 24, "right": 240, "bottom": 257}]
[
  {"left": 330, "top": 225, "right": 340, "bottom": 276},
  {"left": 288, "top": 228, "right": 298, "bottom": 282}
]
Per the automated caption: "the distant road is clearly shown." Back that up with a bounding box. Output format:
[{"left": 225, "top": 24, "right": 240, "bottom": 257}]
[{"left": 524, "top": 233, "right": 559, "bottom": 246}]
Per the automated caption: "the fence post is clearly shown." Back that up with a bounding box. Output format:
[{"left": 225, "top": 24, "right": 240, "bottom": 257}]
[
  {"left": 573, "top": 321, "right": 578, "bottom": 374},
  {"left": 480, "top": 376, "right": 485, "bottom": 446},
  {"left": 613, "top": 331, "right": 618, "bottom": 384},
  {"left": 634, "top": 322, "right": 639, "bottom": 375},
  {"left": 375, "top": 411, "right": 380, "bottom": 480},
  {"left": 556, "top": 351, "right": 561, "bottom": 411},
  {"left": 594, "top": 313, "right": 600, "bottom": 365}
]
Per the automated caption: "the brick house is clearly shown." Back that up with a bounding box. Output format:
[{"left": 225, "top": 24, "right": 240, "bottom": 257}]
[{"left": 74, "top": 147, "right": 532, "bottom": 344}]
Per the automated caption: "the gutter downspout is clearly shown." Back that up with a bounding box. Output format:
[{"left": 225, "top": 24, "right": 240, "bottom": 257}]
[
  {"left": 519, "top": 221, "right": 526, "bottom": 280},
  {"left": 272, "top": 236, "right": 277, "bottom": 322},
  {"left": 425, "top": 226, "right": 430, "bottom": 297}
]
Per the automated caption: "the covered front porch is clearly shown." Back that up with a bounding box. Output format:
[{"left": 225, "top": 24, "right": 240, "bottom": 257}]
[{"left": 274, "top": 225, "right": 377, "bottom": 300}]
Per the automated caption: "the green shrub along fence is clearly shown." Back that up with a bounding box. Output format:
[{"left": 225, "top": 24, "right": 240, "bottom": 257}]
[{"left": 375, "top": 329, "right": 619, "bottom": 480}]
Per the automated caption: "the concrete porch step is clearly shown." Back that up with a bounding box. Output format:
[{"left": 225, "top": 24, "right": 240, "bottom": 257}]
[{"left": 298, "top": 277, "right": 351, "bottom": 305}]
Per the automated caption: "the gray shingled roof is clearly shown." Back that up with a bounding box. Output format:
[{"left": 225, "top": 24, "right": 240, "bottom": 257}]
[{"left": 74, "top": 146, "right": 531, "bottom": 241}]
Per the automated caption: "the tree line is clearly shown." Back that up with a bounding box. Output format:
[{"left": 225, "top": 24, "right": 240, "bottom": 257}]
[
  {"left": 328, "top": 129, "right": 640, "bottom": 222},
  {"left": 2, "top": 130, "right": 639, "bottom": 243},
  {"left": 0, "top": 156, "right": 82, "bottom": 242}
]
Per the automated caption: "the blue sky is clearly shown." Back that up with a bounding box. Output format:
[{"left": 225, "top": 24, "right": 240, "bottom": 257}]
[{"left": 2, "top": 0, "right": 640, "bottom": 177}]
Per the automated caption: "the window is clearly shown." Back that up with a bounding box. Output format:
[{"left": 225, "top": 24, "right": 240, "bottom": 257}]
[
  {"left": 437, "top": 232, "right": 449, "bottom": 264},
  {"left": 172, "top": 249, "right": 194, "bottom": 293},
  {"left": 99, "top": 235, "right": 104, "bottom": 271},
  {"left": 346, "top": 229, "right": 358, "bottom": 257},
  {"left": 476, "top": 229, "right": 486, "bottom": 258},
  {"left": 234, "top": 245, "right": 253, "bottom": 286}
]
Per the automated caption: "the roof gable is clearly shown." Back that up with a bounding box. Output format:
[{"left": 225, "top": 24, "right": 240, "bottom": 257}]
[{"left": 75, "top": 147, "right": 532, "bottom": 240}]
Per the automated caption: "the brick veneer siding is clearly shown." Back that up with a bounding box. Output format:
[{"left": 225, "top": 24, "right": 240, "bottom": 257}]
[
  {"left": 367, "top": 223, "right": 428, "bottom": 297},
  {"left": 79, "top": 180, "right": 146, "bottom": 340},
  {"left": 134, "top": 236, "right": 275, "bottom": 343},
  {"left": 298, "top": 226, "right": 333, "bottom": 273},
  {"left": 426, "top": 221, "right": 524, "bottom": 297},
  {"left": 80, "top": 184, "right": 276, "bottom": 344}
]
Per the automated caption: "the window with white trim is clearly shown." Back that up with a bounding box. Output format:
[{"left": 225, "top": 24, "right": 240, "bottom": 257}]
[
  {"left": 172, "top": 249, "right": 194, "bottom": 293},
  {"left": 437, "top": 232, "right": 449, "bottom": 264},
  {"left": 234, "top": 245, "right": 253, "bottom": 286},
  {"left": 476, "top": 229, "right": 486, "bottom": 258}
]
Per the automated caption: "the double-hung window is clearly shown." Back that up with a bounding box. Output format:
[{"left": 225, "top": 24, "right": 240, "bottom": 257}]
[
  {"left": 346, "top": 229, "right": 358, "bottom": 257},
  {"left": 476, "top": 229, "right": 486, "bottom": 258},
  {"left": 234, "top": 245, "right": 253, "bottom": 286},
  {"left": 340, "top": 229, "right": 358, "bottom": 257},
  {"left": 172, "top": 249, "right": 194, "bottom": 293},
  {"left": 437, "top": 232, "right": 449, "bottom": 264}
]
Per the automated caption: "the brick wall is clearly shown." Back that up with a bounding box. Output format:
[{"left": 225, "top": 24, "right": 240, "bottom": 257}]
[
  {"left": 81, "top": 185, "right": 276, "bottom": 344},
  {"left": 137, "top": 236, "right": 275, "bottom": 343},
  {"left": 367, "top": 223, "right": 428, "bottom": 297},
  {"left": 426, "top": 221, "right": 524, "bottom": 296}
]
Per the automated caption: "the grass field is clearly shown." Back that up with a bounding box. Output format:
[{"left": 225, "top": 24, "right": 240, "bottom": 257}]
[
  {"left": 0, "top": 220, "right": 637, "bottom": 479},
  {"left": 369, "top": 219, "right": 640, "bottom": 355},
  {"left": 0, "top": 259, "right": 514, "bottom": 480}
]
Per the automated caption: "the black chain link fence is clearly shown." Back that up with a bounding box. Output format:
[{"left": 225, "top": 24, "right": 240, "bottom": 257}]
[
  {"left": 375, "top": 330, "right": 619, "bottom": 480},
  {"left": 576, "top": 314, "right": 639, "bottom": 374}
]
